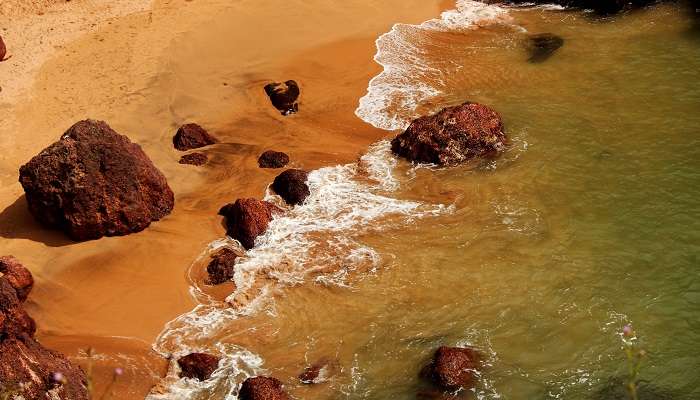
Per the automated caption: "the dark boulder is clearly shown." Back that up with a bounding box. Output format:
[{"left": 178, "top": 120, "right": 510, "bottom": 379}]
[
  {"left": 264, "top": 81, "right": 300, "bottom": 116},
  {"left": 219, "top": 199, "right": 281, "bottom": 250},
  {"left": 258, "top": 151, "right": 290, "bottom": 169},
  {"left": 177, "top": 353, "right": 221, "bottom": 381},
  {"left": 0, "top": 35, "right": 6, "bottom": 61},
  {"left": 421, "top": 346, "right": 481, "bottom": 390},
  {"left": 0, "top": 256, "right": 34, "bottom": 302},
  {"left": 179, "top": 152, "right": 208, "bottom": 166},
  {"left": 173, "top": 123, "right": 218, "bottom": 151},
  {"left": 271, "top": 169, "right": 310, "bottom": 206},
  {"left": 391, "top": 102, "right": 506, "bottom": 166},
  {"left": 206, "top": 248, "right": 239, "bottom": 285},
  {"left": 527, "top": 33, "right": 564, "bottom": 63},
  {"left": 18, "top": 120, "right": 174, "bottom": 241},
  {"left": 496, "top": 0, "right": 658, "bottom": 15},
  {"left": 239, "top": 376, "right": 290, "bottom": 400}
]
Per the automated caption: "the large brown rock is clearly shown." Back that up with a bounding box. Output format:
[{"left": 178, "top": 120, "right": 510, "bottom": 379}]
[
  {"left": 421, "top": 346, "right": 481, "bottom": 390},
  {"left": 206, "top": 248, "right": 239, "bottom": 285},
  {"left": 391, "top": 102, "right": 506, "bottom": 166},
  {"left": 177, "top": 353, "right": 221, "bottom": 381},
  {"left": 0, "top": 256, "right": 34, "bottom": 302},
  {"left": 173, "top": 123, "right": 218, "bottom": 151},
  {"left": 258, "top": 150, "right": 290, "bottom": 169},
  {"left": 239, "top": 376, "right": 290, "bottom": 400},
  {"left": 18, "top": 120, "right": 174, "bottom": 241},
  {"left": 219, "top": 199, "right": 281, "bottom": 250},
  {"left": 264, "top": 81, "right": 300, "bottom": 116},
  {"left": 271, "top": 169, "right": 310, "bottom": 206}
]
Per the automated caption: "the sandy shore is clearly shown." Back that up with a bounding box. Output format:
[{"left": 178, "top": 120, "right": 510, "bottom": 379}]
[{"left": 0, "top": 0, "right": 453, "bottom": 397}]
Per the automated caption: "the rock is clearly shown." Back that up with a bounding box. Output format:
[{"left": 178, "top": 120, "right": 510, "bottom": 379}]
[
  {"left": 218, "top": 199, "right": 281, "bottom": 250},
  {"left": 271, "top": 169, "right": 310, "bottom": 206},
  {"left": 206, "top": 248, "right": 239, "bottom": 285},
  {"left": 0, "top": 35, "right": 6, "bottom": 61},
  {"left": 391, "top": 102, "right": 506, "bottom": 166},
  {"left": 173, "top": 123, "right": 218, "bottom": 151},
  {"left": 19, "top": 120, "right": 174, "bottom": 241},
  {"left": 0, "top": 256, "right": 34, "bottom": 302},
  {"left": 299, "top": 359, "right": 333, "bottom": 384},
  {"left": 264, "top": 81, "right": 300, "bottom": 116},
  {"left": 177, "top": 353, "right": 221, "bottom": 381},
  {"left": 496, "top": 0, "right": 658, "bottom": 15},
  {"left": 179, "top": 152, "right": 208, "bottom": 166},
  {"left": 527, "top": 33, "right": 564, "bottom": 63},
  {"left": 258, "top": 151, "right": 290, "bottom": 169},
  {"left": 0, "top": 279, "right": 36, "bottom": 338},
  {"left": 421, "top": 346, "right": 481, "bottom": 390},
  {"left": 239, "top": 376, "right": 289, "bottom": 400}
]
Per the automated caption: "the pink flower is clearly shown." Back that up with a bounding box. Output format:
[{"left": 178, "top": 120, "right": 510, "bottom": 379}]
[
  {"left": 114, "top": 367, "right": 124, "bottom": 376},
  {"left": 623, "top": 325, "right": 634, "bottom": 337}
]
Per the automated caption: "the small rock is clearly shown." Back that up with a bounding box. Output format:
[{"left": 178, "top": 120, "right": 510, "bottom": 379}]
[
  {"left": 206, "top": 248, "right": 239, "bottom": 285},
  {"left": 264, "top": 81, "right": 300, "bottom": 116},
  {"left": 179, "top": 152, "right": 208, "bottom": 166},
  {"left": 173, "top": 123, "right": 218, "bottom": 151},
  {"left": 219, "top": 199, "right": 281, "bottom": 250},
  {"left": 177, "top": 353, "right": 221, "bottom": 381},
  {"left": 0, "top": 35, "right": 6, "bottom": 61},
  {"left": 239, "top": 376, "right": 290, "bottom": 400},
  {"left": 527, "top": 33, "right": 564, "bottom": 63},
  {"left": 0, "top": 256, "right": 34, "bottom": 302},
  {"left": 258, "top": 150, "right": 290, "bottom": 169},
  {"left": 271, "top": 169, "right": 310, "bottom": 206},
  {"left": 421, "top": 346, "right": 481, "bottom": 391},
  {"left": 299, "top": 359, "right": 334, "bottom": 384}
]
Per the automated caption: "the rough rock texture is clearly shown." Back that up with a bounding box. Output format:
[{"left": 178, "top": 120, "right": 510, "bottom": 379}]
[
  {"left": 173, "top": 123, "right": 217, "bottom": 151},
  {"left": 527, "top": 33, "right": 564, "bottom": 63},
  {"left": 179, "top": 152, "right": 208, "bottom": 166},
  {"left": 18, "top": 120, "right": 174, "bottom": 241},
  {"left": 271, "top": 169, "right": 310, "bottom": 206},
  {"left": 0, "top": 35, "right": 6, "bottom": 61},
  {"left": 258, "top": 150, "right": 290, "bottom": 169},
  {"left": 219, "top": 199, "right": 281, "bottom": 250},
  {"left": 206, "top": 248, "right": 239, "bottom": 285},
  {"left": 177, "top": 353, "right": 221, "bottom": 381},
  {"left": 264, "top": 81, "right": 300, "bottom": 116},
  {"left": 391, "top": 102, "right": 506, "bottom": 166},
  {"left": 421, "top": 346, "right": 481, "bottom": 390},
  {"left": 239, "top": 376, "right": 290, "bottom": 400},
  {"left": 0, "top": 257, "right": 88, "bottom": 400}
]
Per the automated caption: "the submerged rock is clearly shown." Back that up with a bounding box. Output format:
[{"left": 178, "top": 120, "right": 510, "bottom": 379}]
[
  {"left": 0, "top": 257, "right": 88, "bottom": 400},
  {"left": 271, "top": 169, "right": 310, "bottom": 206},
  {"left": 264, "top": 81, "right": 300, "bottom": 116},
  {"left": 19, "top": 120, "right": 174, "bottom": 241},
  {"left": 239, "top": 376, "right": 290, "bottom": 400},
  {"left": 421, "top": 346, "right": 481, "bottom": 390},
  {"left": 299, "top": 359, "right": 335, "bottom": 384},
  {"left": 391, "top": 102, "right": 506, "bottom": 166},
  {"left": 258, "top": 150, "right": 290, "bottom": 169},
  {"left": 206, "top": 248, "right": 239, "bottom": 285},
  {"left": 177, "top": 353, "right": 221, "bottom": 381},
  {"left": 527, "top": 33, "right": 564, "bottom": 63},
  {"left": 219, "top": 199, "right": 281, "bottom": 250},
  {"left": 173, "top": 123, "right": 218, "bottom": 151},
  {"left": 179, "top": 152, "right": 208, "bottom": 166},
  {"left": 0, "top": 35, "right": 6, "bottom": 61}
]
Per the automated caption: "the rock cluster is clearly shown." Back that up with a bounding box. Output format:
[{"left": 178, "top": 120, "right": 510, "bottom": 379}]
[
  {"left": 177, "top": 353, "right": 221, "bottom": 381},
  {"left": 258, "top": 150, "right": 290, "bottom": 169},
  {"left": 19, "top": 120, "right": 175, "bottom": 241},
  {"left": 173, "top": 123, "right": 218, "bottom": 151},
  {"left": 239, "top": 376, "right": 289, "bottom": 400},
  {"left": 264, "top": 81, "right": 300, "bottom": 116}
]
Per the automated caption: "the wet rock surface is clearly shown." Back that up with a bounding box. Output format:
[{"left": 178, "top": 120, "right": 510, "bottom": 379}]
[
  {"left": 239, "top": 376, "right": 290, "bottom": 400},
  {"left": 219, "top": 199, "right": 281, "bottom": 250},
  {"left": 177, "top": 353, "right": 221, "bottom": 381},
  {"left": 264, "top": 81, "right": 300, "bottom": 115},
  {"left": 179, "top": 152, "right": 208, "bottom": 166},
  {"left": 391, "top": 102, "right": 506, "bottom": 166},
  {"left": 421, "top": 346, "right": 481, "bottom": 390},
  {"left": 258, "top": 150, "right": 290, "bottom": 169},
  {"left": 206, "top": 248, "right": 239, "bottom": 285},
  {"left": 271, "top": 169, "right": 310, "bottom": 206},
  {"left": 0, "top": 257, "right": 88, "bottom": 400},
  {"left": 173, "top": 123, "right": 218, "bottom": 151},
  {"left": 527, "top": 33, "right": 564, "bottom": 63},
  {"left": 19, "top": 120, "right": 174, "bottom": 241}
]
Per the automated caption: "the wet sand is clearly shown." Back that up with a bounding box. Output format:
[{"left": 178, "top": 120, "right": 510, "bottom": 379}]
[{"left": 0, "top": 0, "right": 453, "bottom": 397}]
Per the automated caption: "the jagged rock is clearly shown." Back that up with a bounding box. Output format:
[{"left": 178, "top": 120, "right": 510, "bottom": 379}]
[
  {"left": 527, "top": 33, "right": 564, "bottom": 63},
  {"left": 18, "top": 120, "right": 174, "bottom": 241},
  {"left": 258, "top": 151, "right": 290, "bottom": 169},
  {"left": 271, "top": 169, "right": 310, "bottom": 206},
  {"left": 219, "top": 199, "right": 281, "bottom": 250},
  {"left": 264, "top": 81, "right": 300, "bottom": 116},
  {"left": 206, "top": 248, "right": 239, "bottom": 285},
  {"left": 0, "top": 256, "right": 34, "bottom": 302},
  {"left": 239, "top": 376, "right": 290, "bottom": 400},
  {"left": 421, "top": 346, "right": 481, "bottom": 390},
  {"left": 391, "top": 102, "right": 506, "bottom": 166},
  {"left": 179, "top": 152, "right": 208, "bottom": 166},
  {"left": 177, "top": 353, "right": 221, "bottom": 381},
  {"left": 173, "top": 123, "right": 218, "bottom": 151}
]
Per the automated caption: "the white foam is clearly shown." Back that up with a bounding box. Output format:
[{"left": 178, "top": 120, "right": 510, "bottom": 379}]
[{"left": 355, "top": 0, "right": 511, "bottom": 131}]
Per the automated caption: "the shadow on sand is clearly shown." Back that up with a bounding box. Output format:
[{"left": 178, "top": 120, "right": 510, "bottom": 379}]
[{"left": 0, "top": 195, "right": 73, "bottom": 247}]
